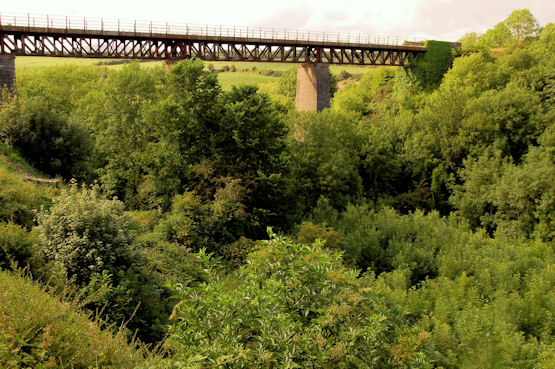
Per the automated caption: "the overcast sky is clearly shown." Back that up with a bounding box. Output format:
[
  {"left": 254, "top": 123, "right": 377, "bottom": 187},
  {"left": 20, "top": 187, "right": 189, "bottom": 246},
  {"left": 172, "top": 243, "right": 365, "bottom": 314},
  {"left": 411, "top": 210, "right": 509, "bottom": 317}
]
[{"left": 2, "top": 0, "right": 554, "bottom": 41}]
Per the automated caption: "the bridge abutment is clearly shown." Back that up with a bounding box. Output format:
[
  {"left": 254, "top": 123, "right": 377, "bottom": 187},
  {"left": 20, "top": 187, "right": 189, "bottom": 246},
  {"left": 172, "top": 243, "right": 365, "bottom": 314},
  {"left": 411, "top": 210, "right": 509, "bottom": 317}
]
[
  {"left": 0, "top": 55, "right": 16, "bottom": 90},
  {"left": 296, "top": 63, "right": 330, "bottom": 112}
]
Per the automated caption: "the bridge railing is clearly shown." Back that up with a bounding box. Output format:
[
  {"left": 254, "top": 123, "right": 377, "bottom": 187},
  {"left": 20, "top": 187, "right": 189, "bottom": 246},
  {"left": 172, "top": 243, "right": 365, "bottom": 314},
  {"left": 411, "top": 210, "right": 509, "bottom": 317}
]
[{"left": 0, "top": 12, "right": 424, "bottom": 47}]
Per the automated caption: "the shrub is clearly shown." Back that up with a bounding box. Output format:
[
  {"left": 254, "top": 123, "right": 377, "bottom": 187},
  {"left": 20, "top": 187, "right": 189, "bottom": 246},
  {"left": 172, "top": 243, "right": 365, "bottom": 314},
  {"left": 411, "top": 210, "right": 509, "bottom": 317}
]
[
  {"left": 337, "top": 70, "right": 352, "bottom": 81},
  {"left": 294, "top": 221, "right": 343, "bottom": 251},
  {"left": 0, "top": 92, "right": 93, "bottom": 179},
  {"left": 217, "top": 236, "right": 257, "bottom": 268},
  {"left": 0, "top": 222, "right": 43, "bottom": 274},
  {"left": 134, "top": 231, "right": 210, "bottom": 286},
  {"left": 165, "top": 234, "right": 431, "bottom": 368},
  {"left": 34, "top": 184, "right": 134, "bottom": 286}
]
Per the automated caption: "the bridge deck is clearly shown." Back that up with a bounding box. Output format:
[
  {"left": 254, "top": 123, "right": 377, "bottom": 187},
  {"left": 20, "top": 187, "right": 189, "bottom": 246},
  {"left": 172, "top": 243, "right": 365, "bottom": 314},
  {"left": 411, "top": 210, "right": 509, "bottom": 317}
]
[{"left": 0, "top": 14, "right": 426, "bottom": 66}]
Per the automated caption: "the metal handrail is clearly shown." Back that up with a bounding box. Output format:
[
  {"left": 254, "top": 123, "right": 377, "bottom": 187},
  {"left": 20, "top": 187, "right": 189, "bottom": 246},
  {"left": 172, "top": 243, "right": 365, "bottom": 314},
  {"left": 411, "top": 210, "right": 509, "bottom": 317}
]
[{"left": 0, "top": 12, "right": 424, "bottom": 47}]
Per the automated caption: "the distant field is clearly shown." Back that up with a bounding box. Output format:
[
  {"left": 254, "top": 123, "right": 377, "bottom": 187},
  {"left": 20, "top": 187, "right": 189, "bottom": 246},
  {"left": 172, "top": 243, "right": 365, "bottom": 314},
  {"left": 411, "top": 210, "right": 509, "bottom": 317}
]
[
  {"left": 15, "top": 56, "right": 385, "bottom": 90},
  {"left": 15, "top": 57, "right": 162, "bottom": 72},
  {"left": 208, "top": 60, "right": 379, "bottom": 75},
  {"left": 217, "top": 72, "right": 278, "bottom": 90}
]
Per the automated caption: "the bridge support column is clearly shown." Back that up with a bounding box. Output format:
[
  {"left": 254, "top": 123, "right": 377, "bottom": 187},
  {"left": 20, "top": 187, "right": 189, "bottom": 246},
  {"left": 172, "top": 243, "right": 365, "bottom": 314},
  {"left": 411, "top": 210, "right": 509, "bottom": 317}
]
[
  {"left": 296, "top": 63, "right": 330, "bottom": 112},
  {"left": 0, "top": 55, "right": 16, "bottom": 90}
]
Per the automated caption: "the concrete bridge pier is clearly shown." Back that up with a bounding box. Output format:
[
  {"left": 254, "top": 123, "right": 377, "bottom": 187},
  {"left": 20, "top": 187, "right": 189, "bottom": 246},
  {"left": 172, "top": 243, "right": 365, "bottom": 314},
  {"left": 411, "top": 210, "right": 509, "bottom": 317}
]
[
  {"left": 296, "top": 63, "right": 330, "bottom": 112},
  {"left": 0, "top": 55, "right": 16, "bottom": 90}
]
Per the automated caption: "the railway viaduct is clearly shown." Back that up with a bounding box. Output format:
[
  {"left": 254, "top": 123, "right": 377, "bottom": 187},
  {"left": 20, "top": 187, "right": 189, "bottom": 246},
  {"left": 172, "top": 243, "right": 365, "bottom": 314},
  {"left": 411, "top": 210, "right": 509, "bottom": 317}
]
[{"left": 0, "top": 14, "right": 431, "bottom": 111}]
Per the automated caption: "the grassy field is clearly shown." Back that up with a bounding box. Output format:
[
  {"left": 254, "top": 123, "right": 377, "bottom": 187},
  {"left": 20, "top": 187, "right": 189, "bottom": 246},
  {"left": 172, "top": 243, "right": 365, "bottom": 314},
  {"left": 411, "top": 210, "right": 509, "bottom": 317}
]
[
  {"left": 15, "top": 56, "right": 383, "bottom": 90},
  {"left": 217, "top": 72, "right": 278, "bottom": 89},
  {"left": 206, "top": 60, "right": 379, "bottom": 75},
  {"left": 15, "top": 56, "right": 162, "bottom": 72}
]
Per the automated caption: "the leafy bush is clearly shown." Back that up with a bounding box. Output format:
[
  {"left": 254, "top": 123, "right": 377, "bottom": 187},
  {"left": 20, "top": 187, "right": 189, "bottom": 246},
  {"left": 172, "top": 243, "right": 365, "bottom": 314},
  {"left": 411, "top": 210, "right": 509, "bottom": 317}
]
[
  {"left": 35, "top": 184, "right": 134, "bottom": 286},
  {"left": 294, "top": 221, "right": 343, "bottom": 251},
  {"left": 33, "top": 184, "right": 191, "bottom": 343},
  {"left": 134, "top": 230, "right": 211, "bottom": 286},
  {"left": 0, "top": 92, "right": 93, "bottom": 179},
  {"left": 451, "top": 139, "right": 554, "bottom": 239},
  {"left": 0, "top": 222, "right": 43, "bottom": 274},
  {"left": 165, "top": 234, "right": 432, "bottom": 368},
  {"left": 334, "top": 205, "right": 468, "bottom": 280}
]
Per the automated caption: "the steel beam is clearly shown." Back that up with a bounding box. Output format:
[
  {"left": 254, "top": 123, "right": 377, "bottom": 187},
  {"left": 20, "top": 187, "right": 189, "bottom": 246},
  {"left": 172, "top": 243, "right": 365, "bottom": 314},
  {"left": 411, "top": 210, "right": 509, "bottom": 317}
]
[{"left": 0, "top": 25, "right": 425, "bottom": 66}]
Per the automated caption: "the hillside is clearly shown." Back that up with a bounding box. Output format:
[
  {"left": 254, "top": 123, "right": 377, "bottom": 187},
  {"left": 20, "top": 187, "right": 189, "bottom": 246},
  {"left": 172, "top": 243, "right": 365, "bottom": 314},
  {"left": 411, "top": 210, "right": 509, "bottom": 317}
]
[{"left": 0, "top": 8, "right": 553, "bottom": 368}]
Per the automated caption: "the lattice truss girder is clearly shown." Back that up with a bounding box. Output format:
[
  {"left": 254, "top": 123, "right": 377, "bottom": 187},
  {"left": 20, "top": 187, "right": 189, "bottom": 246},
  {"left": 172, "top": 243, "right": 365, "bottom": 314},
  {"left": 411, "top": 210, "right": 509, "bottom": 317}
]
[{"left": 0, "top": 33, "right": 414, "bottom": 66}]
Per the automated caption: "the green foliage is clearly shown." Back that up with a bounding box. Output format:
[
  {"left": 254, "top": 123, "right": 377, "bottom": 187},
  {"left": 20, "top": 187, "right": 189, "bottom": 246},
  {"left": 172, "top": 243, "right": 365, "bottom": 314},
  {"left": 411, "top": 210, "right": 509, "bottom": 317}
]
[
  {"left": 332, "top": 67, "right": 396, "bottom": 115},
  {"left": 134, "top": 233, "right": 210, "bottom": 287},
  {"left": 17, "top": 64, "right": 104, "bottom": 116},
  {"left": 459, "top": 9, "right": 541, "bottom": 50},
  {"left": 327, "top": 205, "right": 467, "bottom": 280},
  {"left": 405, "top": 41, "right": 453, "bottom": 89},
  {"left": 33, "top": 184, "right": 192, "bottom": 343},
  {"left": 0, "top": 222, "right": 43, "bottom": 274},
  {"left": 35, "top": 184, "right": 134, "bottom": 286},
  {"left": 505, "top": 9, "right": 541, "bottom": 42},
  {"left": 294, "top": 221, "right": 343, "bottom": 251},
  {"left": 0, "top": 91, "right": 93, "bottom": 179},
  {"left": 220, "top": 85, "right": 295, "bottom": 234},
  {"left": 278, "top": 66, "right": 297, "bottom": 98},
  {"left": 482, "top": 21, "right": 512, "bottom": 48},
  {"left": 0, "top": 270, "right": 157, "bottom": 368},
  {"left": 84, "top": 63, "right": 163, "bottom": 208},
  {"left": 451, "top": 140, "right": 554, "bottom": 239},
  {"left": 166, "top": 234, "right": 432, "bottom": 368},
  {"left": 0, "top": 156, "right": 56, "bottom": 229},
  {"left": 288, "top": 110, "right": 365, "bottom": 211},
  {"left": 382, "top": 233, "right": 555, "bottom": 367}
]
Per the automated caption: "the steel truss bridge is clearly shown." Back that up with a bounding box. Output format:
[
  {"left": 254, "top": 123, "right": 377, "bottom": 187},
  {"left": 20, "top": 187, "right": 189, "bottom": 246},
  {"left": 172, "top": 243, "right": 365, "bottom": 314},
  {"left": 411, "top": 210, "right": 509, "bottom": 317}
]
[{"left": 0, "top": 13, "right": 427, "bottom": 66}]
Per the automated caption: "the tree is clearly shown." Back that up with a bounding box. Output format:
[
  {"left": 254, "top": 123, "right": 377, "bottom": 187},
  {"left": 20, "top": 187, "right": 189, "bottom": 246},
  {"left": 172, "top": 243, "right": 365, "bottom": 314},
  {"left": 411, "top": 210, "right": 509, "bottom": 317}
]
[
  {"left": 85, "top": 63, "right": 162, "bottom": 208},
  {"left": 505, "top": 9, "right": 540, "bottom": 42},
  {"left": 220, "top": 85, "right": 296, "bottom": 235},
  {"left": 482, "top": 22, "right": 512, "bottom": 47},
  {"left": 287, "top": 110, "right": 365, "bottom": 212}
]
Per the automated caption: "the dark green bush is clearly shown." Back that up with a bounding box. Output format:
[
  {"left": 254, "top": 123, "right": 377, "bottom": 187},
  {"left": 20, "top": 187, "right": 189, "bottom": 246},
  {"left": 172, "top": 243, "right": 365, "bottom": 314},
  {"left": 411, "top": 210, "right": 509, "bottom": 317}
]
[
  {"left": 0, "top": 92, "right": 93, "bottom": 179},
  {"left": 0, "top": 222, "right": 43, "bottom": 274}
]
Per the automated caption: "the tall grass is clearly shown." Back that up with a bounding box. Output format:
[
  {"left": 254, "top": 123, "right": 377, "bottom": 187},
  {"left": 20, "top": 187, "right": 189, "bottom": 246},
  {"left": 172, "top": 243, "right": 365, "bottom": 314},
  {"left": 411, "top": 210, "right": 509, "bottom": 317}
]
[
  {"left": 0, "top": 155, "right": 57, "bottom": 228},
  {"left": 0, "top": 270, "right": 160, "bottom": 368}
]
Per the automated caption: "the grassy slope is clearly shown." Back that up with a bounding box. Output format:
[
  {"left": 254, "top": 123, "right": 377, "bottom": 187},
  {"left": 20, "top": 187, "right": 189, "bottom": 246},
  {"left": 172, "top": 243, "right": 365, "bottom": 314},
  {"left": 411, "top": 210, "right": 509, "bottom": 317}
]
[
  {"left": 0, "top": 270, "right": 158, "bottom": 368},
  {"left": 0, "top": 143, "right": 58, "bottom": 228}
]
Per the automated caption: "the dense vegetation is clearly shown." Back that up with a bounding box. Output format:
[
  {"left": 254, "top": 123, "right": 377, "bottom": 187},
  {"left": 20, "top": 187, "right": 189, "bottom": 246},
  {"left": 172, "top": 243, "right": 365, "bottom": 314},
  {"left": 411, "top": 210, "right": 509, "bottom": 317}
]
[{"left": 0, "top": 9, "right": 553, "bottom": 368}]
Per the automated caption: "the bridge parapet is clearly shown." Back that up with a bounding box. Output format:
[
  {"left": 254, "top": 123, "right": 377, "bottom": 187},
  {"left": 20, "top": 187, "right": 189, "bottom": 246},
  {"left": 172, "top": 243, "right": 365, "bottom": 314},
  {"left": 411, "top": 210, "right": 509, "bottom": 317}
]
[{"left": 0, "top": 13, "right": 426, "bottom": 48}]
